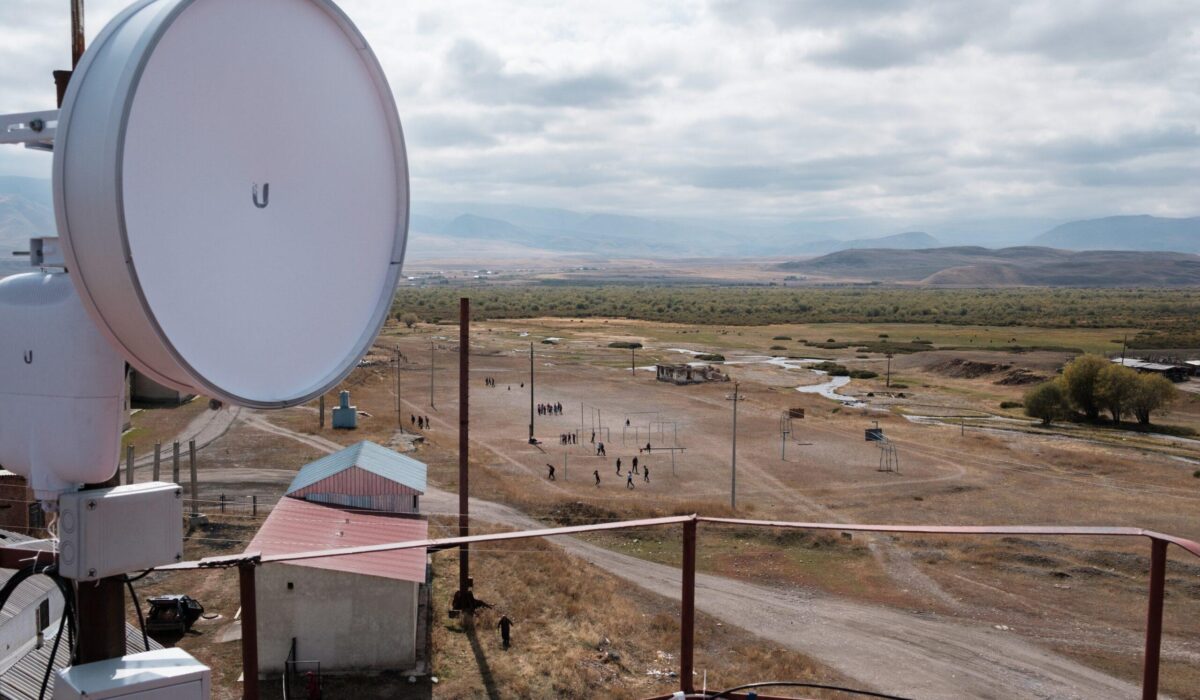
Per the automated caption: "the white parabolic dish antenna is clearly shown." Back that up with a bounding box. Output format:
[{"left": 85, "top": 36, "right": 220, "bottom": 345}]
[{"left": 53, "top": 0, "right": 408, "bottom": 408}]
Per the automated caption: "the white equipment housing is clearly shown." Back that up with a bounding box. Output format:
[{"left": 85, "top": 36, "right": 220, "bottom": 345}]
[
  {"left": 54, "top": 648, "right": 210, "bottom": 699},
  {"left": 0, "top": 272, "right": 125, "bottom": 497},
  {"left": 57, "top": 482, "right": 184, "bottom": 580}
]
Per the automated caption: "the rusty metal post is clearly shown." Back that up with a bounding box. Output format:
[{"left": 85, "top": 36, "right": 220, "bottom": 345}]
[
  {"left": 319, "top": 395, "right": 325, "bottom": 428},
  {"left": 125, "top": 444, "right": 134, "bottom": 485},
  {"left": 252, "top": 495, "right": 258, "bottom": 517},
  {"left": 153, "top": 442, "right": 161, "bottom": 481},
  {"left": 1142, "top": 538, "right": 1167, "bottom": 699},
  {"left": 458, "top": 298, "right": 471, "bottom": 604},
  {"left": 70, "top": 0, "right": 85, "bottom": 67},
  {"left": 680, "top": 518, "right": 697, "bottom": 693},
  {"left": 239, "top": 563, "right": 260, "bottom": 700},
  {"left": 172, "top": 441, "right": 180, "bottom": 484}
]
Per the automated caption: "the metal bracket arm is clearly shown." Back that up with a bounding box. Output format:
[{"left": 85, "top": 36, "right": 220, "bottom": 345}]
[{"left": 1, "top": 109, "right": 59, "bottom": 150}]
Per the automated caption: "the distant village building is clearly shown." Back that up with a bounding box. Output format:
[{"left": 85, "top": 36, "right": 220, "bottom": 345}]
[
  {"left": 655, "top": 363, "right": 729, "bottom": 385},
  {"left": 0, "top": 471, "right": 37, "bottom": 535},
  {"left": 246, "top": 441, "right": 429, "bottom": 677},
  {"left": 129, "top": 367, "right": 195, "bottom": 407},
  {"left": 1110, "top": 357, "right": 1189, "bottom": 383}
]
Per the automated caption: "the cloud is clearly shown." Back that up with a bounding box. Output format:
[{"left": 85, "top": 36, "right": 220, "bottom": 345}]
[{"left": 0, "top": 0, "right": 1197, "bottom": 230}]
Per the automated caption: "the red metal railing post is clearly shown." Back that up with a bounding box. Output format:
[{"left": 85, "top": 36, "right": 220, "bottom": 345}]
[
  {"left": 239, "top": 563, "right": 260, "bottom": 700},
  {"left": 680, "top": 518, "right": 697, "bottom": 694},
  {"left": 1142, "top": 538, "right": 1167, "bottom": 699}
]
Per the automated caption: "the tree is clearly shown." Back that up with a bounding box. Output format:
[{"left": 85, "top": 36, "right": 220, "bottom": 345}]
[
  {"left": 1061, "top": 354, "right": 1109, "bottom": 421},
  {"left": 1129, "top": 374, "right": 1177, "bottom": 426},
  {"left": 1096, "top": 363, "right": 1139, "bottom": 423},
  {"left": 399, "top": 312, "right": 419, "bottom": 329},
  {"left": 1024, "top": 380, "right": 1068, "bottom": 426}
]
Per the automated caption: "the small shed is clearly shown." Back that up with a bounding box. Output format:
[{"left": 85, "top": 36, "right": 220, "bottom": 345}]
[
  {"left": 287, "top": 441, "right": 426, "bottom": 514},
  {"left": 246, "top": 498, "right": 428, "bottom": 676},
  {"left": 1110, "top": 358, "right": 1189, "bottom": 383},
  {"left": 655, "top": 364, "right": 728, "bottom": 385}
]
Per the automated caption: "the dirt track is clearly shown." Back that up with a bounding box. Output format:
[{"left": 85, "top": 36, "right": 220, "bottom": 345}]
[{"left": 240, "top": 409, "right": 1141, "bottom": 699}]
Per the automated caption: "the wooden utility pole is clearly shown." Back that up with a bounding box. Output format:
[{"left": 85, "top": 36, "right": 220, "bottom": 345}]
[
  {"left": 395, "top": 346, "right": 402, "bottom": 427},
  {"left": 152, "top": 442, "right": 161, "bottom": 481},
  {"left": 125, "top": 445, "right": 134, "bottom": 485},
  {"left": 886, "top": 352, "right": 893, "bottom": 388},
  {"left": 458, "top": 298, "right": 471, "bottom": 605},
  {"left": 528, "top": 342, "right": 535, "bottom": 444},
  {"left": 631, "top": 347, "right": 636, "bottom": 375},
  {"left": 189, "top": 439, "right": 198, "bottom": 512},
  {"left": 430, "top": 337, "right": 435, "bottom": 408},
  {"left": 728, "top": 382, "right": 740, "bottom": 509},
  {"left": 172, "top": 441, "right": 180, "bottom": 484}
]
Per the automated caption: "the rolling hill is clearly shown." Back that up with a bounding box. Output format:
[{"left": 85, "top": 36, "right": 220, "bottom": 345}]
[
  {"left": 777, "top": 247, "right": 1200, "bottom": 286},
  {"left": 1033, "top": 215, "right": 1200, "bottom": 252}
]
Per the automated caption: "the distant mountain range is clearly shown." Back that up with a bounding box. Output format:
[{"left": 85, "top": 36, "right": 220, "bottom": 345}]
[
  {"left": 0, "top": 177, "right": 1198, "bottom": 266},
  {"left": 1033, "top": 215, "right": 1200, "bottom": 252},
  {"left": 778, "top": 247, "right": 1200, "bottom": 286}
]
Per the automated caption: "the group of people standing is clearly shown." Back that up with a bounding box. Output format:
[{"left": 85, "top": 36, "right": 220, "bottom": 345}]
[
  {"left": 483, "top": 376, "right": 499, "bottom": 387},
  {"left": 583, "top": 455, "right": 650, "bottom": 488},
  {"left": 559, "top": 432, "right": 578, "bottom": 445},
  {"left": 410, "top": 414, "right": 431, "bottom": 430},
  {"left": 538, "top": 402, "right": 563, "bottom": 416}
]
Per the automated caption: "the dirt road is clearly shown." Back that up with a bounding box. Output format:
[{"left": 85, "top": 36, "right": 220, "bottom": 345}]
[{"left": 245, "top": 410, "right": 1139, "bottom": 700}]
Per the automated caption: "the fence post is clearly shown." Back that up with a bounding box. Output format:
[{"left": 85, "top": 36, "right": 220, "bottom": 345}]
[
  {"left": 220, "top": 494, "right": 226, "bottom": 514},
  {"left": 125, "top": 445, "right": 134, "bottom": 485},
  {"left": 172, "top": 441, "right": 180, "bottom": 484},
  {"left": 680, "top": 517, "right": 696, "bottom": 694},
  {"left": 188, "top": 439, "right": 198, "bottom": 514},
  {"left": 153, "top": 443, "right": 161, "bottom": 481},
  {"left": 239, "top": 563, "right": 260, "bottom": 700},
  {"left": 1142, "top": 538, "right": 1167, "bottom": 699},
  {"left": 252, "top": 495, "right": 258, "bottom": 517}
]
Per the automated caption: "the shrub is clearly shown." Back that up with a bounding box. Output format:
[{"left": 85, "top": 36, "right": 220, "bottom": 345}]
[
  {"left": 1193, "top": 470, "right": 1200, "bottom": 478},
  {"left": 1062, "top": 354, "right": 1109, "bottom": 420},
  {"left": 696, "top": 353, "right": 725, "bottom": 362},
  {"left": 999, "top": 401, "right": 1023, "bottom": 409},
  {"left": 849, "top": 370, "right": 878, "bottom": 379},
  {"left": 772, "top": 335, "right": 792, "bottom": 340},
  {"left": 608, "top": 341, "right": 643, "bottom": 349},
  {"left": 1129, "top": 373, "right": 1178, "bottom": 426},
  {"left": 826, "top": 338, "right": 837, "bottom": 343},
  {"left": 878, "top": 333, "right": 889, "bottom": 338},
  {"left": 891, "top": 383, "right": 909, "bottom": 389},
  {"left": 770, "top": 345, "right": 787, "bottom": 351},
  {"left": 1025, "top": 380, "right": 1069, "bottom": 425},
  {"left": 398, "top": 311, "right": 420, "bottom": 328}
]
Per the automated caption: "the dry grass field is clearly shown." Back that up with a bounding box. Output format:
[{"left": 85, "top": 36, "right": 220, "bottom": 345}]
[{"left": 120, "top": 313, "right": 1200, "bottom": 698}]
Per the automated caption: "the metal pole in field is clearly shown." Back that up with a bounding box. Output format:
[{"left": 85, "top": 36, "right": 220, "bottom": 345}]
[
  {"left": 458, "top": 298, "right": 471, "bottom": 606},
  {"left": 319, "top": 395, "right": 325, "bottom": 428},
  {"left": 729, "top": 383, "right": 739, "bottom": 510},
  {"left": 631, "top": 347, "right": 635, "bottom": 375},
  {"left": 172, "top": 441, "right": 180, "bottom": 484},
  {"left": 153, "top": 443, "right": 161, "bottom": 481},
  {"left": 886, "top": 352, "right": 893, "bottom": 388},
  {"left": 679, "top": 518, "right": 697, "bottom": 694},
  {"left": 189, "top": 439, "right": 198, "bottom": 513},
  {"left": 528, "top": 342, "right": 535, "bottom": 444},
  {"left": 395, "top": 346, "right": 402, "bottom": 427},
  {"left": 125, "top": 445, "right": 134, "bottom": 485},
  {"left": 430, "top": 337, "right": 435, "bottom": 408},
  {"left": 1141, "top": 538, "right": 1167, "bottom": 699}
]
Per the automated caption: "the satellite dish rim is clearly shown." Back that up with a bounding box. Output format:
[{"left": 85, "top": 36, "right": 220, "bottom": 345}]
[{"left": 53, "top": 0, "right": 409, "bottom": 409}]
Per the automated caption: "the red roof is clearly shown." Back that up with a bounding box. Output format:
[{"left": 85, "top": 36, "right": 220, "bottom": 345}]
[{"left": 247, "top": 497, "right": 427, "bottom": 582}]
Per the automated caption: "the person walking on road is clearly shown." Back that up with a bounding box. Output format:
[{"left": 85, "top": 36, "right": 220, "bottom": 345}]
[
  {"left": 643, "top": 465, "right": 650, "bottom": 483},
  {"left": 546, "top": 463, "right": 556, "bottom": 481},
  {"left": 626, "top": 472, "right": 635, "bottom": 489},
  {"left": 631, "top": 456, "right": 638, "bottom": 474},
  {"left": 615, "top": 458, "right": 622, "bottom": 475},
  {"left": 593, "top": 470, "right": 600, "bottom": 487},
  {"left": 498, "top": 615, "right": 513, "bottom": 649}
]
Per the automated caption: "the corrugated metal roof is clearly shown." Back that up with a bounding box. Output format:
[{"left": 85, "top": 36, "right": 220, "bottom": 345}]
[
  {"left": 0, "top": 623, "right": 158, "bottom": 700},
  {"left": 1111, "top": 358, "right": 1182, "bottom": 372},
  {"left": 246, "top": 497, "right": 427, "bottom": 583},
  {"left": 0, "top": 568, "right": 55, "bottom": 626},
  {"left": 286, "top": 441, "right": 426, "bottom": 495}
]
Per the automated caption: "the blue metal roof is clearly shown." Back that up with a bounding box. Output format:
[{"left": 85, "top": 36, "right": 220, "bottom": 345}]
[{"left": 286, "top": 441, "right": 426, "bottom": 495}]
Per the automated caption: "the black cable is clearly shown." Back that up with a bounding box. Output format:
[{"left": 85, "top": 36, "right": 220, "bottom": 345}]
[
  {"left": 124, "top": 569, "right": 154, "bottom": 583},
  {"left": 38, "top": 607, "right": 67, "bottom": 700},
  {"left": 704, "top": 680, "right": 913, "bottom": 700},
  {"left": 124, "top": 575, "right": 150, "bottom": 651}
]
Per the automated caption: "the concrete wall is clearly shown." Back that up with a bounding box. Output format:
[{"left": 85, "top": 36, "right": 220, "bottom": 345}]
[{"left": 255, "top": 563, "right": 419, "bottom": 676}]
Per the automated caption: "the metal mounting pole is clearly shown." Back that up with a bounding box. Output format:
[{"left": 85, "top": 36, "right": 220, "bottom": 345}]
[
  {"left": 152, "top": 443, "right": 161, "bottom": 481},
  {"left": 239, "top": 563, "right": 260, "bottom": 700},
  {"left": 458, "top": 298, "right": 471, "bottom": 606},
  {"left": 125, "top": 444, "right": 134, "bottom": 485},
  {"left": 1142, "top": 538, "right": 1167, "bottom": 699},
  {"left": 430, "top": 337, "right": 435, "bottom": 408},
  {"left": 172, "top": 441, "right": 180, "bottom": 484},
  {"left": 730, "top": 383, "right": 739, "bottom": 510},
  {"left": 189, "top": 439, "right": 198, "bottom": 512},
  {"left": 395, "top": 346, "right": 402, "bottom": 427},
  {"left": 680, "top": 518, "right": 697, "bottom": 694}
]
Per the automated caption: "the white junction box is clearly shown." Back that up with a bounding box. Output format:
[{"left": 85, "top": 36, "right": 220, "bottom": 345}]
[
  {"left": 54, "top": 648, "right": 210, "bottom": 699},
  {"left": 57, "top": 482, "right": 183, "bottom": 580}
]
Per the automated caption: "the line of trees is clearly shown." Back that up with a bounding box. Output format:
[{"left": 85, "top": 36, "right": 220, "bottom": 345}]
[{"left": 1024, "top": 354, "right": 1178, "bottom": 427}]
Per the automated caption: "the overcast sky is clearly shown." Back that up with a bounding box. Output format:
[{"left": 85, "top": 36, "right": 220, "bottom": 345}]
[{"left": 2, "top": 0, "right": 1198, "bottom": 230}]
